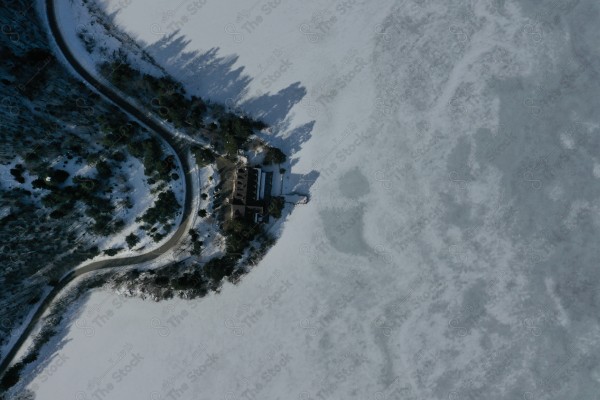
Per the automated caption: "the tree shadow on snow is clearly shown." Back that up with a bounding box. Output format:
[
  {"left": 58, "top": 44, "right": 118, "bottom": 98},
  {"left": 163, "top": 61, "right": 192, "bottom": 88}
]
[
  {"left": 137, "top": 29, "right": 319, "bottom": 197},
  {"left": 97, "top": 4, "right": 321, "bottom": 192}
]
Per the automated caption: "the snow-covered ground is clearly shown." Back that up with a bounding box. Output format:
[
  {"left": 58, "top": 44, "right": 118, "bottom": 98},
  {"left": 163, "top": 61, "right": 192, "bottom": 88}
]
[
  {"left": 0, "top": 149, "right": 184, "bottom": 258},
  {"left": 17, "top": 0, "right": 600, "bottom": 399},
  {"left": 54, "top": 0, "right": 163, "bottom": 79},
  {"left": 0, "top": 287, "right": 52, "bottom": 372},
  {"left": 189, "top": 164, "right": 225, "bottom": 259},
  {"left": 49, "top": 0, "right": 205, "bottom": 149},
  {"left": 0, "top": 157, "right": 44, "bottom": 198},
  {"left": 28, "top": 0, "right": 191, "bottom": 260},
  {"left": 89, "top": 153, "right": 186, "bottom": 257}
]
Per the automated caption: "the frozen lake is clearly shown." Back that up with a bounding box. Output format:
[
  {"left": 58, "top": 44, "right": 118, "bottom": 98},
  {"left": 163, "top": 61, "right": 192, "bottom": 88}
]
[{"left": 23, "top": 0, "right": 600, "bottom": 398}]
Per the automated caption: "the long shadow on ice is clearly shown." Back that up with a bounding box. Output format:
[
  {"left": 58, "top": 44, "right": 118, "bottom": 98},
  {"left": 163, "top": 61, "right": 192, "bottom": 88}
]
[
  {"left": 96, "top": 4, "right": 316, "bottom": 156},
  {"left": 93, "top": 0, "right": 322, "bottom": 205},
  {"left": 145, "top": 32, "right": 252, "bottom": 105},
  {"left": 134, "top": 29, "right": 318, "bottom": 192},
  {"left": 143, "top": 31, "right": 307, "bottom": 129}
]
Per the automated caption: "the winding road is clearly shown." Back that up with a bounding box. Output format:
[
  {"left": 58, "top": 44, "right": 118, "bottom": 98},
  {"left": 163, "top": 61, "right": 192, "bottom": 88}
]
[{"left": 0, "top": 0, "right": 197, "bottom": 380}]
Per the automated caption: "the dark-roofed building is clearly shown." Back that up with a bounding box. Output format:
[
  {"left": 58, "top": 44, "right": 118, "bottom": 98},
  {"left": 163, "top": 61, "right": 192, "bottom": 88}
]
[{"left": 230, "top": 166, "right": 272, "bottom": 222}]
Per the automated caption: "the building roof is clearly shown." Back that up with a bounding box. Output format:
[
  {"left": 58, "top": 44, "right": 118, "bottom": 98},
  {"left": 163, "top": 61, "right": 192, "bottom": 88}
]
[{"left": 231, "top": 166, "right": 264, "bottom": 219}]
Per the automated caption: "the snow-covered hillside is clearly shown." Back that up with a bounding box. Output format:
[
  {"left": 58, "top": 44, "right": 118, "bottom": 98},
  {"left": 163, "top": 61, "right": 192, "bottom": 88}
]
[{"left": 18, "top": 0, "right": 600, "bottom": 399}]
